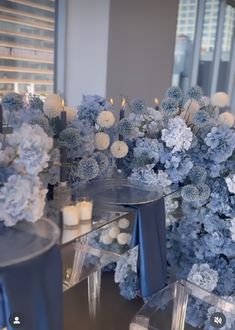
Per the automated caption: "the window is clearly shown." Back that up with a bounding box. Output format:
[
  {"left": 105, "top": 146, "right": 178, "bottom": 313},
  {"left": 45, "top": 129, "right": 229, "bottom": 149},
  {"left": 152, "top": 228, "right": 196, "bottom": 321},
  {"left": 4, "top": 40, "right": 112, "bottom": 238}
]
[
  {"left": 0, "top": 0, "right": 56, "bottom": 97},
  {"left": 172, "top": 0, "right": 235, "bottom": 109}
]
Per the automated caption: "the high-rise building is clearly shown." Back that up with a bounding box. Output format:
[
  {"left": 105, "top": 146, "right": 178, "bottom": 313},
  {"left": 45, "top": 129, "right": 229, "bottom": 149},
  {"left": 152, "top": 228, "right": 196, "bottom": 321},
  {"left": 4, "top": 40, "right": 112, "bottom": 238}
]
[{"left": 0, "top": 0, "right": 56, "bottom": 97}]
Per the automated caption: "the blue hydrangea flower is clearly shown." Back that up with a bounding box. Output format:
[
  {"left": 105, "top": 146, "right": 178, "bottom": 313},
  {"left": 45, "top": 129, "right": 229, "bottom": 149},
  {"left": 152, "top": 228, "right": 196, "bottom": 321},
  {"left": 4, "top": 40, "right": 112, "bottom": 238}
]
[
  {"left": 131, "top": 99, "right": 146, "bottom": 114},
  {"left": 76, "top": 158, "right": 99, "bottom": 180},
  {"left": 165, "top": 86, "right": 183, "bottom": 103},
  {"left": 205, "top": 126, "right": 235, "bottom": 163},
  {"left": 118, "top": 118, "right": 132, "bottom": 136},
  {"left": 192, "top": 110, "right": 210, "bottom": 128},
  {"left": 2, "top": 92, "right": 24, "bottom": 111},
  {"left": 160, "top": 97, "right": 179, "bottom": 116},
  {"left": 187, "top": 263, "right": 218, "bottom": 292},
  {"left": 186, "top": 86, "right": 203, "bottom": 101},
  {"left": 189, "top": 166, "right": 207, "bottom": 184},
  {"left": 119, "top": 271, "right": 138, "bottom": 300},
  {"left": 133, "top": 138, "right": 160, "bottom": 163},
  {"left": 181, "top": 184, "right": 200, "bottom": 202},
  {"left": 197, "top": 184, "right": 211, "bottom": 201},
  {"left": 78, "top": 95, "right": 105, "bottom": 124},
  {"left": 29, "top": 95, "right": 44, "bottom": 111}
]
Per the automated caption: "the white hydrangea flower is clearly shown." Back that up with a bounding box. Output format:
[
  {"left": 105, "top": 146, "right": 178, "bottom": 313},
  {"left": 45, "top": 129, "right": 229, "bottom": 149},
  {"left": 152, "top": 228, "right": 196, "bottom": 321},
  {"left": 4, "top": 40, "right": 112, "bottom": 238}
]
[
  {"left": 115, "top": 246, "right": 138, "bottom": 283},
  {"left": 225, "top": 174, "right": 235, "bottom": 194},
  {"left": 110, "top": 141, "right": 129, "bottom": 158},
  {"left": 145, "top": 107, "right": 162, "bottom": 121},
  {"left": 219, "top": 112, "right": 235, "bottom": 128},
  {"left": 64, "top": 106, "right": 77, "bottom": 122},
  {"left": 157, "top": 170, "right": 172, "bottom": 187},
  {"left": 8, "top": 123, "right": 53, "bottom": 175},
  {"left": 94, "top": 132, "right": 110, "bottom": 150},
  {"left": 211, "top": 92, "right": 229, "bottom": 107},
  {"left": 97, "top": 110, "right": 115, "bottom": 128},
  {"left": 161, "top": 116, "right": 193, "bottom": 153},
  {"left": 0, "top": 146, "right": 15, "bottom": 165},
  {"left": 187, "top": 263, "right": 218, "bottom": 292},
  {"left": 0, "top": 175, "right": 47, "bottom": 227},
  {"left": 43, "top": 94, "right": 63, "bottom": 118}
]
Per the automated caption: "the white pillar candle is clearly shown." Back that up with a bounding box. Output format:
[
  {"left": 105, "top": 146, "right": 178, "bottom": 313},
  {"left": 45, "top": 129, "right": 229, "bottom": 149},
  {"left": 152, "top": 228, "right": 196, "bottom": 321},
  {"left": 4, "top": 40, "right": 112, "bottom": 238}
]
[
  {"left": 76, "top": 199, "right": 93, "bottom": 222},
  {"left": 62, "top": 205, "right": 80, "bottom": 227},
  {"left": 79, "top": 223, "right": 92, "bottom": 236}
]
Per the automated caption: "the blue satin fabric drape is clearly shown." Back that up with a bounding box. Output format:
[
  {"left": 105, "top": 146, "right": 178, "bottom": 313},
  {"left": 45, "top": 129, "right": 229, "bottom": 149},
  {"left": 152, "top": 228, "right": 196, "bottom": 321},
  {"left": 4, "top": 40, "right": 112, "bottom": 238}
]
[
  {"left": 131, "top": 198, "right": 167, "bottom": 298},
  {"left": 0, "top": 245, "right": 63, "bottom": 330}
]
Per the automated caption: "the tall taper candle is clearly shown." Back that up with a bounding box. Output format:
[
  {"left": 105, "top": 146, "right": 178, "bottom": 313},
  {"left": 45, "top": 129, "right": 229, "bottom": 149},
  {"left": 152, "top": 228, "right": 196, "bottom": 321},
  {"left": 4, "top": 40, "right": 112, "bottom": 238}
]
[
  {"left": 154, "top": 98, "right": 159, "bottom": 110},
  {"left": 60, "top": 99, "right": 67, "bottom": 131},
  {"left": 119, "top": 98, "right": 125, "bottom": 141},
  {"left": 119, "top": 98, "right": 125, "bottom": 120},
  {"left": 0, "top": 104, "right": 3, "bottom": 134}
]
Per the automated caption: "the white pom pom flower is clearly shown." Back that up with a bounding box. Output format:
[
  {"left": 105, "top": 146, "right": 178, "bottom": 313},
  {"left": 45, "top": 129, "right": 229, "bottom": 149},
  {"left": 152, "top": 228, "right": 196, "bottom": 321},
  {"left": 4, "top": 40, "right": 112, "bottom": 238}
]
[
  {"left": 64, "top": 106, "right": 77, "bottom": 122},
  {"left": 97, "top": 111, "right": 115, "bottom": 128},
  {"left": 219, "top": 112, "right": 234, "bottom": 128},
  {"left": 184, "top": 99, "right": 200, "bottom": 112},
  {"left": 94, "top": 132, "right": 110, "bottom": 150},
  {"left": 211, "top": 92, "right": 229, "bottom": 107},
  {"left": 118, "top": 218, "right": 130, "bottom": 229},
  {"left": 44, "top": 94, "right": 63, "bottom": 118},
  {"left": 101, "top": 234, "right": 113, "bottom": 245},
  {"left": 109, "top": 227, "right": 120, "bottom": 239},
  {"left": 117, "top": 233, "right": 131, "bottom": 245},
  {"left": 110, "top": 141, "right": 129, "bottom": 158}
]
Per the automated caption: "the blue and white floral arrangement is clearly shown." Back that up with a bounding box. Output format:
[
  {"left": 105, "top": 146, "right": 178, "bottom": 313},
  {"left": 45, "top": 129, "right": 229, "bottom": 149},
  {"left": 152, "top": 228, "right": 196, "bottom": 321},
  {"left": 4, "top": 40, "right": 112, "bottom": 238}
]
[
  {"left": 0, "top": 122, "right": 53, "bottom": 227},
  {"left": 2, "top": 86, "right": 235, "bottom": 328}
]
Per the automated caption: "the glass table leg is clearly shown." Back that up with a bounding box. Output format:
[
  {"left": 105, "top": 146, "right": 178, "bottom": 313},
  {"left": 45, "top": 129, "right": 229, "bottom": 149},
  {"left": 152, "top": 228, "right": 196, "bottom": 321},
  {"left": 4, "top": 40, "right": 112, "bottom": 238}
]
[
  {"left": 88, "top": 269, "right": 101, "bottom": 320},
  {"left": 171, "top": 281, "right": 188, "bottom": 330}
]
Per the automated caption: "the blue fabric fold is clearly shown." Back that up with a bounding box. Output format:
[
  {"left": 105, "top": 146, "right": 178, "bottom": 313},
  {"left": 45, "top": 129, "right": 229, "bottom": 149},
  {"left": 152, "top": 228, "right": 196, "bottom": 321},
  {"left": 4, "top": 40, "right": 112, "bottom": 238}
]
[
  {"left": 0, "top": 245, "right": 63, "bottom": 330},
  {"left": 130, "top": 198, "right": 167, "bottom": 298}
]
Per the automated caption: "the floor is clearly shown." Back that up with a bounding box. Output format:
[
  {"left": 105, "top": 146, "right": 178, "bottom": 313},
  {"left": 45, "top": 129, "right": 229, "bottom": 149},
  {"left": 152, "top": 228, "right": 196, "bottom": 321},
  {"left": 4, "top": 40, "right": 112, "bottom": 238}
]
[{"left": 64, "top": 272, "right": 143, "bottom": 330}]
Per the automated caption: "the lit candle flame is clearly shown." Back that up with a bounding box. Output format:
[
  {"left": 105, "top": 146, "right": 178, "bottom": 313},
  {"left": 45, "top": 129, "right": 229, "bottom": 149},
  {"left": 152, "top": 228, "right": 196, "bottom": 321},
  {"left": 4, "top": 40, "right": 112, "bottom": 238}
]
[
  {"left": 121, "top": 98, "right": 126, "bottom": 109},
  {"left": 61, "top": 98, "right": 65, "bottom": 108},
  {"left": 154, "top": 98, "right": 159, "bottom": 106},
  {"left": 109, "top": 98, "right": 114, "bottom": 106}
]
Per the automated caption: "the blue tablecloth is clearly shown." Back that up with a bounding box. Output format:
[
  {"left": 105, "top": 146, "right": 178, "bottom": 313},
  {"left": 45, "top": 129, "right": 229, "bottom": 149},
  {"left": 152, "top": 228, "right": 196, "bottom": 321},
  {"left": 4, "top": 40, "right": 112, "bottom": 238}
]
[
  {"left": 0, "top": 245, "right": 63, "bottom": 330},
  {"left": 131, "top": 198, "right": 167, "bottom": 298}
]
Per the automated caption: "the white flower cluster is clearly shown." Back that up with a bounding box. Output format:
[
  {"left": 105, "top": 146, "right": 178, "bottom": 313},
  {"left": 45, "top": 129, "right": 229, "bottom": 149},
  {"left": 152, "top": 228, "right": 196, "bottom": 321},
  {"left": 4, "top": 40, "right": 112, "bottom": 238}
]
[
  {"left": 0, "top": 123, "right": 53, "bottom": 227},
  {"left": 225, "top": 174, "right": 235, "bottom": 194},
  {"left": 110, "top": 141, "right": 129, "bottom": 158},
  {"left": 100, "top": 219, "right": 131, "bottom": 246},
  {"left": 0, "top": 175, "right": 47, "bottom": 227},
  {"left": 94, "top": 132, "right": 110, "bottom": 150},
  {"left": 43, "top": 94, "right": 63, "bottom": 118},
  {"left": 8, "top": 123, "right": 53, "bottom": 175},
  {"left": 187, "top": 263, "right": 218, "bottom": 292},
  {"left": 115, "top": 246, "right": 138, "bottom": 283},
  {"left": 161, "top": 116, "right": 193, "bottom": 153},
  {"left": 97, "top": 110, "right": 115, "bottom": 128}
]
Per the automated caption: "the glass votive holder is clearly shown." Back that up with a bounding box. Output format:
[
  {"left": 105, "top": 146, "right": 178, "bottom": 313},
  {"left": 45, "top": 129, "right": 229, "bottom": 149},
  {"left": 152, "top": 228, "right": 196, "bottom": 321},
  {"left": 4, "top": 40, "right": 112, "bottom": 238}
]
[
  {"left": 62, "top": 205, "right": 80, "bottom": 229},
  {"left": 76, "top": 197, "right": 93, "bottom": 223}
]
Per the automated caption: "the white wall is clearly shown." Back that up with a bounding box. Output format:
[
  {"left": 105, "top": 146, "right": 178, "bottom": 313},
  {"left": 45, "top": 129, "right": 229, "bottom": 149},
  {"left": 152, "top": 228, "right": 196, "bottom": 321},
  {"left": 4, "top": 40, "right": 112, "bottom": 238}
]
[
  {"left": 61, "top": 0, "right": 179, "bottom": 107},
  {"left": 65, "top": 0, "right": 110, "bottom": 107},
  {"left": 106, "top": 0, "right": 179, "bottom": 106}
]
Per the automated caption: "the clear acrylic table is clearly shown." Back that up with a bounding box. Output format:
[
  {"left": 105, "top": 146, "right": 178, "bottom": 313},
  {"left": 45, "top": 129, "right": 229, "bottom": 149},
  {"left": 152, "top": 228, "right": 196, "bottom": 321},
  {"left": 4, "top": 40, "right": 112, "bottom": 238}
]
[
  {"left": 61, "top": 179, "right": 178, "bottom": 327},
  {"left": 61, "top": 202, "right": 136, "bottom": 324},
  {"left": 130, "top": 280, "right": 235, "bottom": 330}
]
